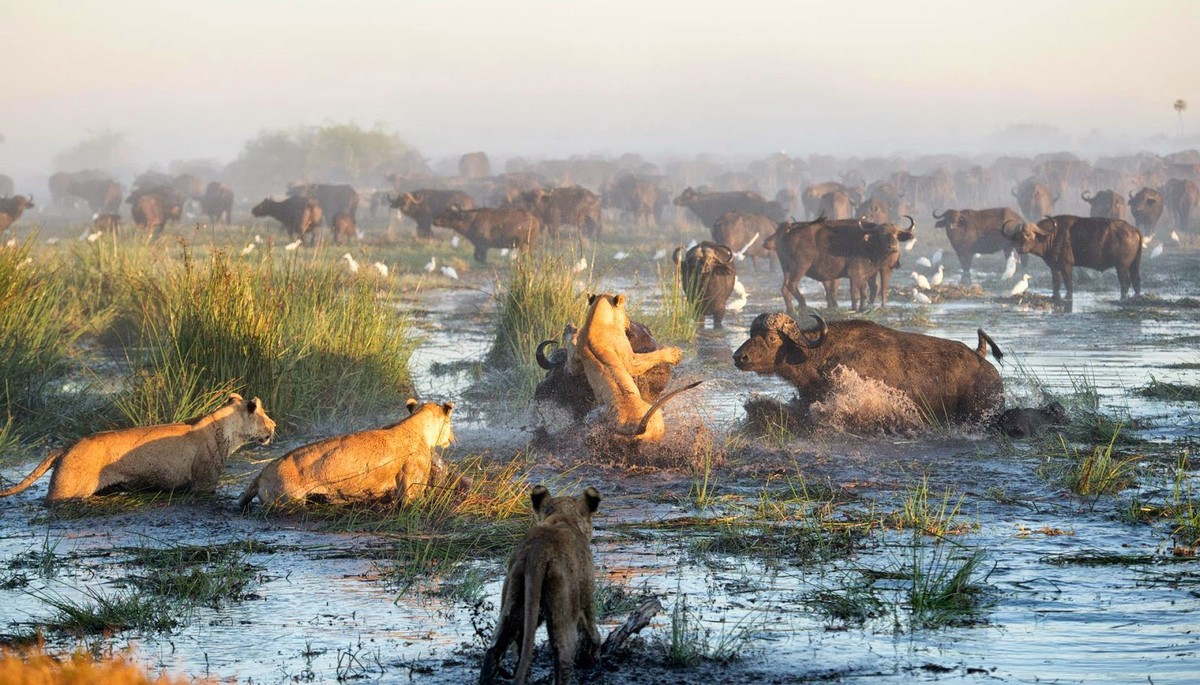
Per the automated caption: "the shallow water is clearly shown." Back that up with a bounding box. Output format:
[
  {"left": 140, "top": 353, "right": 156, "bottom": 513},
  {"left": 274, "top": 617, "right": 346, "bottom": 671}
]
[{"left": 1, "top": 241, "right": 1198, "bottom": 683}]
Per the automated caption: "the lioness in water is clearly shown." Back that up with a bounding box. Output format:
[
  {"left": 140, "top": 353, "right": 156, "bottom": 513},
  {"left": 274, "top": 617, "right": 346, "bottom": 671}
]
[
  {"left": 569, "top": 292, "right": 699, "bottom": 442},
  {"left": 0, "top": 394, "right": 275, "bottom": 505},
  {"left": 480, "top": 485, "right": 602, "bottom": 685},
  {"left": 238, "top": 399, "right": 454, "bottom": 511}
]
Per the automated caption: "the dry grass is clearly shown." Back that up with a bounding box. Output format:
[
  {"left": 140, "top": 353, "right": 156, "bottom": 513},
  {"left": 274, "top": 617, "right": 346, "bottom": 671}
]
[{"left": 0, "top": 645, "right": 199, "bottom": 685}]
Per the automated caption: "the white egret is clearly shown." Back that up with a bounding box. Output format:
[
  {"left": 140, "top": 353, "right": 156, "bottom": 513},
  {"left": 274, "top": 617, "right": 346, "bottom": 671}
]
[
  {"left": 1001, "top": 252, "right": 1018, "bottom": 280},
  {"left": 727, "top": 277, "right": 748, "bottom": 312},
  {"left": 930, "top": 264, "right": 944, "bottom": 287},
  {"left": 240, "top": 243, "right": 255, "bottom": 257},
  {"left": 912, "top": 271, "right": 931, "bottom": 290},
  {"left": 372, "top": 262, "right": 389, "bottom": 277},
  {"left": 931, "top": 249, "right": 943, "bottom": 266},
  {"left": 613, "top": 251, "right": 629, "bottom": 261},
  {"left": 341, "top": 253, "right": 360, "bottom": 273},
  {"left": 284, "top": 239, "right": 303, "bottom": 251},
  {"left": 1010, "top": 274, "right": 1031, "bottom": 297},
  {"left": 915, "top": 256, "right": 932, "bottom": 268},
  {"left": 451, "top": 235, "right": 461, "bottom": 248},
  {"left": 733, "top": 232, "right": 760, "bottom": 261},
  {"left": 912, "top": 288, "right": 932, "bottom": 305},
  {"left": 573, "top": 257, "right": 588, "bottom": 273},
  {"left": 653, "top": 248, "right": 668, "bottom": 261},
  {"left": 441, "top": 265, "right": 459, "bottom": 280},
  {"left": 1171, "top": 230, "right": 1181, "bottom": 243},
  {"left": 1150, "top": 243, "right": 1164, "bottom": 259},
  {"left": 424, "top": 256, "right": 437, "bottom": 273}
]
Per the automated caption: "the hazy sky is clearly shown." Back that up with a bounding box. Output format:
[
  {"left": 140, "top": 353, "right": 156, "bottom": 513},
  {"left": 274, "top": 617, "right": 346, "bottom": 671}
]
[{"left": 2, "top": 0, "right": 1197, "bottom": 179}]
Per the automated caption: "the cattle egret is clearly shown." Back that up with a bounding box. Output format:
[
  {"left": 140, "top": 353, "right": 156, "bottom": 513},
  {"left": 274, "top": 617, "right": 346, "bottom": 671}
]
[
  {"left": 254, "top": 234, "right": 264, "bottom": 244},
  {"left": 613, "top": 251, "right": 629, "bottom": 261},
  {"left": 1171, "top": 230, "right": 1181, "bottom": 243},
  {"left": 1141, "top": 235, "right": 1153, "bottom": 248},
  {"left": 372, "top": 261, "right": 389, "bottom": 277},
  {"left": 905, "top": 235, "right": 917, "bottom": 251},
  {"left": 284, "top": 239, "right": 303, "bottom": 251},
  {"left": 733, "top": 232, "right": 760, "bottom": 260},
  {"left": 46, "top": 237, "right": 59, "bottom": 246},
  {"left": 727, "top": 277, "right": 749, "bottom": 312},
  {"left": 341, "top": 253, "right": 359, "bottom": 273},
  {"left": 86, "top": 232, "right": 102, "bottom": 243},
  {"left": 930, "top": 264, "right": 944, "bottom": 287},
  {"left": 1001, "top": 252, "right": 1018, "bottom": 280},
  {"left": 240, "top": 243, "right": 255, "bottom": 257},
  {"left": 1010, "top": 274, "right": 1031, "bottom": 297},
  {"left": 653, "top": 248, "right": 668, "bottom": 261},
  {"left": 451, "top": 236, "right": 460, "bottom": 248},
  {"left": 357, "top": 230, "right": 365, "bottom": 240},
  {"left": 1150, "top": 243, "right": 1164, "bottom": 259},
  {"left": 931, "top": 249, "right": 943, "bottom": 266},
  {"left": 912, "top": 271, "right": 931, "bottom": 290},
  {"left": 573, "top": 257, "right": 588, "bottom": 273},
  {"left": 500, "top": 248, "right": 510, "bottom": 257},
  {"left": 916, "top": 256, "right": 932, "bottom": 268},
  {"left": 424, "top": 256, "right": 437, "bottom": 273},
  {"left": 78, "top": 228, "right": 91, "bottom": 241},
  {"left": 509, "top": 248, "right": 519, "bottom": 260},
  {"left": 686, "top": 239, "right": 698, "bottom": 250},
  {"left": 4, "top": 238, "right": 15, "bottom": 248},
  {"left": 912, "top": 288, "right": 932, "bottom": 305},
  {"left": 441, "top": 265, "right": 459, "bottom": 280}
]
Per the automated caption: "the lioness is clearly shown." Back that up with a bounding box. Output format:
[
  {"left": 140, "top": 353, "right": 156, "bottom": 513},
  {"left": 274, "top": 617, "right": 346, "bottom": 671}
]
[
  {"left": 238, "top": 399, "right": 454, "bottom": 511},
  {"left": 570, "top": 292, "right": 699, "bottom": 442},
  {"left": 0, "top": 394, "right": 275, "bottom": 505},
  {"left": 480, "top": 485, "right": 602, "bottom": 685}
]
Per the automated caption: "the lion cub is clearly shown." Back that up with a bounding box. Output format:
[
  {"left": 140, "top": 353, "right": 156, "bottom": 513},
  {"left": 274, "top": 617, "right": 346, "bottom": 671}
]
[
  {"left": 0, "top": 394, "right": 275, "bottom": 505},
  {"left": 480, "top": 485, "right": 602, "bottom": 685},
  {"left": 238, "top": 399, "right": 453, "bottom": 511},
  {"left": 570, "top": 292, "right": 698, "bottom": 442}
]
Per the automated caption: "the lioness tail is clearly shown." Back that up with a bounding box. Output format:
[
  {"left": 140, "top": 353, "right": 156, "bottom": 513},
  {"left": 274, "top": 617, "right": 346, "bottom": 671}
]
[
  {"left": 0, "top": 449, "right": 64, "bottom": 498},
  {"left": 514, "top": 557, "right": 547, "bottom": 685}
]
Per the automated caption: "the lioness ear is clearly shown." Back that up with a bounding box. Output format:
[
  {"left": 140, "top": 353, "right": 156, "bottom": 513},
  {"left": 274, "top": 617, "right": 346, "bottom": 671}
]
[
  {"left": 583, "top": 486, "right": 601, "bottom": 513},
  {"left": 246, "top": 398, "right": 258, "bottom": 413},
  {"left": 228, "top": 393, "right": 244, "bottom": 404},
  {"left": 406, "top": 398, "right": 419, "bottom": 414},
  {"left": 441, "top": 402, "right": 454, "bottom": 415},
  {"left": 586, "top": 292, "right": 597, "bottom": 305},
  {"left": 531, "top": 485, "right": 550, "bottom": 513},
  {"left": 614, "top": 294, "right": 626, "bottom": 308}
]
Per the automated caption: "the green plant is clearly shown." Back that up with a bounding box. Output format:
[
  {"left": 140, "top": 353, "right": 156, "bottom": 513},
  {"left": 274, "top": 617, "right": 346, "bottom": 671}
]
[
  {"left": 888, "top": 478, "right": 973, "bottom": 536},
  {"left": 1041, "top": 428, "right": 1138, "bottom": 504},
  {"left": 661, "top": 595, "right": 756, "bottom": 667},
  {"left": 629, "top": 262, "right": 701, "bottom": 344},
  {"left": 905, "top": 541, "right": 992, "bottom": 629},
  {"left": 122, "top": 538, "right": 267, "bottom": 608},
  {"left": 29, "top": 585, "right": 178, "bottom": 635},
  {"left": 1137, "top": 377, "right": 1200, "bottom": 403}
]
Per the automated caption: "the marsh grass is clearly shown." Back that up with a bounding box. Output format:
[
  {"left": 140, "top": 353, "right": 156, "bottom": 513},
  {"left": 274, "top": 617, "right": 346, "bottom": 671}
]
[
  {"left": 1040, "top": 429, "right": 1139, "bottom": 505},
  {"left": 484, "top": 249, "right": 591, "bottom": 401},
  {"left": 806, "top": 573, "right": 885, "bottom": 626},
  {"left": 660, "top": 595, "right": 757, "bottom": 667},
  {"left": 595, "top": 575, "right": 652, "bottom": 620},
  {"left": 119, "top": 538, "right": 269, "bottom": 608},
  {"left": 1137, "top": 377, "right": 1200, "bottom": 403},
  {"left": 905, "top": 541, "right": 992, "bottom": 629},
  {"left": 30, "top": 585, "right": 178, "bottom": 635},
  {"left": 888, "top": 478, "right": 974, "bottom": 536},
  {"left": 628, "top": 262, "right": 702, "bottom": 344},
  {"left": 115, "top": 249, "right": 415, "bottom": 431},
  {"left": 0, "top": 237, "right": 78, "bottom": 434}
]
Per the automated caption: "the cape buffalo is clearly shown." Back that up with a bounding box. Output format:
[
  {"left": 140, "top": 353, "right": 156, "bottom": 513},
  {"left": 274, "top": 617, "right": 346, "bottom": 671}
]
[
  {"left": 0, "top": 195, "right": 34, "bottom": 233},
  {"left": 712, "top": 211, "right": 774, "bottom": 271},
  {"left": 390, "top": 189, "right": 475, "bottom": 238},
  {"left": 817, "top": 191, "right": 855, "bottom": 220},
  {"left": 1003, "top": 215, "right": 1142, "bottom": 309},
  {"left": 732, "top": 313, "right": 1005, "bottom": 425},
  {"left": 287, "top": 183, "right": 359, "bottom": 228},
  {"left": 865, "top": 181, "right": 909, "bottom": 222},
  {"left": 1164, "top": 178, "right": 1199, "bottom": 230},
  {"left": 674, "top": 241, "right": 737, "bottom": 329},
  {"left": 252, "top": 196, "right": 322, "bottom": 242},
  {"left": 674, "top": 187, "right": 786, "bottom": 226},
  {"left": 129, "top": 188, "right": 184, "bottom": 236},
  {"left": 856, "top": 197, "right": 890, "bottom": 225},
  {"left": 1081, "top": 190, "right": 1127, "bottom": 220},
  {"left": 933, "top": 207, "right": 1026, "bottom": 285},
  {"left": 1128, "top": 187, "right": 1164, "bottom": 234},
  {"left": 459, "top": 151, "right": 491, "bottom": 178},
  {"left": 1012, "top": 178, "right": 1057, "bottom": 222},
  {"left": 801, "top": 182, "right": 863, "bottom": 219},
  {"left": 433, "top": 206, "right": 541, "bottom": 263},
  {"left": 603, "top": 174, "right": 663, "bottom": 226},
  {"left": 513, "top": 186, "right": 602, "bottom": 238},
  {"left": 67, "top": 178, "right": 123, "bottom": 214},
  {"left": 200, "top": 182, "right": 234, "bottom": 224}
]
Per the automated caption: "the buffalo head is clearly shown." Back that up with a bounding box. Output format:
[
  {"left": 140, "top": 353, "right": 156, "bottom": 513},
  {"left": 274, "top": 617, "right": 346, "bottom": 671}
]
[
  {"left": 732, "top": 313, "right": 827, "bottom": 374},
  {"left": 1002, "top": 218, "right": 1051, "bottom": 254}
]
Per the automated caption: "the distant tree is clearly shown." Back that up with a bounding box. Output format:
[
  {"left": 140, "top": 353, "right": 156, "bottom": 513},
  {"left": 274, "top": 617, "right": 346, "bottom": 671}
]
[{"left": 53, "top": 129, "right": 135, "bottom": 173}]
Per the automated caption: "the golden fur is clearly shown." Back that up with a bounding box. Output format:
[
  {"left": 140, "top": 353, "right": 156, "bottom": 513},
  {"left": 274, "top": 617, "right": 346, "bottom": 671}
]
[
  {"left": 0, "top": 394, "right": 275, "bottom": 505},
  {"left": 480, "top": 485, "right": 602, "bottom": 685},
  {"left": 571, "top": 293, "right": 683, "bottom": 441},
  {"left": 238, "top": 399, "right": 454, "bottom": 511}
]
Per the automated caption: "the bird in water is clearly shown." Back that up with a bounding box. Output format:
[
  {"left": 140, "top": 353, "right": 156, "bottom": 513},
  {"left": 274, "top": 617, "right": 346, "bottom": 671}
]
[
  {"left": 653, "top": 248, "right": 668, "bottom": 261},
  {"left": 240, "top": 243, "right": 255, "bottom": 257},
  {"left": 727, "top": 277, "right": 748, "bottom": 312},
  {"left": 1010, "top": 273, "right": 1031, "bottom": 297},
  {"left": 451, "top": 235, "right": 461, "bottom": 248},
  {"left": 372, "top": 262, "right": 389, "bottom": 277},
  {"left": 912, "top": 271, "right": 931, "bottom": 290},
  {"left": 1170, "top": 230, "right": 1181, "bottom": 243},
  {"left": 424, "top": 256, "right": 437, "bottom": 272},
  {"left": 573, "top": 257, "right": 588, "bottom": 273},
  {"left": 613, "top": 251, "right": 629, "bottom": 261},
  {"left": 931, "top": 249, "right": 943, "bottom": 266},
  {"left": 284, "top": 239, "right": 303, "bottom": 251},
  {"left": 912, "top": 288, "right": 932, "bottom": 305},
  {"left": 733, "top": 233, "right": 760, "bottom": 261},
  {"left": 341, "top": 253, "right": 359, "bottom": 273},
  {"left": 930, "top": 264, "right": 944, "bottom": 287},
  {"left": 440, "top": 265, "right": 459, "bottom": 280},
  {"left": 916, "top": 256, "right": 932, "bottom": 268},
  {"left": 1150, "top": 243, "right": 1164, "bottom": 259},
  {"left": 905, "top": 235, "right": 917, "bottom": 251},
  {"left": 1001, "top": 252, "right": 1018, "bottom": 280}
]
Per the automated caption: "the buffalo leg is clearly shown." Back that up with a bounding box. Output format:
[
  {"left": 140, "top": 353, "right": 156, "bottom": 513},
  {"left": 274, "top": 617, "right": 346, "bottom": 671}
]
[
  {"left": 959, "top": 251, "right": 974, "bottom": 285},
  {"left": 823, "top": 280, "right": 839, "bottom": 308},
  {"left": 1130, "top": 255, "right": 1142, "bottom": 298},
  {"left": 474, "top": 244, "right": 489, "bottom": 263},
  {"left": 878, "top": 268, "right": 892, "bottom": 308}
]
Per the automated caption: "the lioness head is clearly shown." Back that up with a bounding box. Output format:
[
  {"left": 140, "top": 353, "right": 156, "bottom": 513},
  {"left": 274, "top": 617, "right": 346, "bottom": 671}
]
[
  {"left": 405, "top": 398, "right": 455, "bottom": 448},
  {"left": 228, "top": 393, "right": 276, "bottom": 445},
  {"left": 530, "top": 485, "right": 601, "bottom": 537},
  {"left": 585, "top": 292, "right": 630, "bottom": 333}
]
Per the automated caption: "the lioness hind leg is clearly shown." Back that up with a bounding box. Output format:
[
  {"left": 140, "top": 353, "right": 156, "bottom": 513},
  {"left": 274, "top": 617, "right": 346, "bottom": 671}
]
[
  {"left": 480, "top": 578, "right": 523, "bottom": 685},
  {"left": 546, "top": 609, "right": 578, "bottom": 685}
]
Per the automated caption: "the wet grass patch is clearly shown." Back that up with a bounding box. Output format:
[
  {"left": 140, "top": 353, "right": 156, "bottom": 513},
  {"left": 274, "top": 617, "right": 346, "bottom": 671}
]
[
  {"left": 904, "top": 543, "right": 992, "bottom": 629},
  {"left": 626, "top": 261, "right": 702, "bottom": 344},
  {"left": 885, "top": 478, "right": 975, "bottom": 536},
  {"left": 1136, "top": 377, "right": 1200, "bottom": 403},
  {"left": 28, "top": 585, "right": 179, "bottom": 635},
  {"left": 1037, "top": 430, "right": 1139, "bottom": 504},
  {"left": 658, "top": 594, "right": 758, "bottom": 667},
  {"left": 118, "top": 537, "right": 270, "bottom": 607}
]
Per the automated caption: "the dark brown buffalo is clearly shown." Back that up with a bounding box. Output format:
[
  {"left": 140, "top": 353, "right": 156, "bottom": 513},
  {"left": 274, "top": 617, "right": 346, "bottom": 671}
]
[
  {"left": 1003, "top": 215, "right": 1142, "bottom": 309},
  {"left": 674, "top": 241, "right": 737, "bottom": 329},
  {"left": 331, "top": 211, "right": 357, "bottom": 244},
  {"left": 1012, "top": 178, "right": 1057, "bottom": 222},
  {"left": 865, "top": 181, "right": 909, "bottom": 222},
  {"left": 49, "top": 170, "right": 105, "bottom": 209},
  {"left": 1163, "top": 178, "right": 1199, "bottom": 230},
  {"left": 732, "top": 314, "right": 1005, "bottom": 424},
  {"left": 287, "top": 183, "right": 359, "bottom": 228},
  {"left": 856, "top": 197, "right": 890, "bottom": 225},
  {"left": 130, "top": 188, "right": 184, "bottom": 236},
  {"left": 712, "top": 211, "right": 774, "bottom": 271},
  {"left": 389, "top": 189, "right": 476, "bottom": 238},
  {"left": 0, "top": 175, "right": 13, "bottom": 198},
  {"left": 801, "top": 182, "right": 862, "bottom": 219},
  {"left": 93, "top": 213, "right": 120, "bottom": 234},
  {"left": 0, "top": 195, "right": 34, "bottom": 233},
  {"left": 513, "top": 186, "right": 602, "bottom": 237},
  {"left": 603, "top": 173, "right": 663, "bottom": 226},
  {"left": 132, "top": 170, "right": 173, "bottom": 193},
  {"left": 532, "top": 321, "right": 671, "bottom": 441},
  {"left": 251, "top": 196, "right": 322, "bottom": 242},
  {"left": 1128, "top": 187, "right": 1165, "bottom": 234},
  {"left": 816, "top": 190, "right": 855, "bottom": 220},
  {"left": 458, "top": 151, "right": 491, "bottom": 178},
  {"left": 433, "top": 206, "right": 541, "bottom": 263},
  {"left": 932, "top": 207, "right": 1025, "bottom": 285},
  {"left": 674, "top": 187, "right": 786, "bottom": 226},
  {"left": 67, "top": 178, "right": 123, "bottom": 214},
  {"left": 764, "top": 216, "right": 914, "bottom": 313},
  {"left": 172, "top": 174, "right": 206, "bottom": 201},
  {"left": 1081, "top": 190, "right": 1127, "bottom": 220},
  {"left": 1034, "top": 158, "right": 1092, "bottom": 201},
  {"left": 200, "top": 182, "right": 234, "bottom": 224},
  {"left": 996, "top": 402, "right": 1067, "bottom": 438}
]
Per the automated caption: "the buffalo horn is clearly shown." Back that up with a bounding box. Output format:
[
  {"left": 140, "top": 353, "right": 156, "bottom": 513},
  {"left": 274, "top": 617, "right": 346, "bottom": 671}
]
[
  {"left": 714, "top": 244, "right": 734, "bottom": 263},
  {"left": 672, "top": 246, "right": 685, "bottom": 264},
  {"left": 632, "top": 380, "right": 704, "bottom": 436},
  {"left": 1081, "top": 190, "right": 1093, "bottom": 202},
  {"left": 535, "top": 339, "right": 561, "bottom": 370},
  {"left": 801, "top": 314, "right": 828, "bottom": 348},
  {"left": 931, "top": 209, "right": 946, "bottom": 220},
  {"left": 903, "top": 215, "right": 915, "bottom": 231},
  {"left": 1001, "top": 219, "right": 1018, "bottom": 237}
]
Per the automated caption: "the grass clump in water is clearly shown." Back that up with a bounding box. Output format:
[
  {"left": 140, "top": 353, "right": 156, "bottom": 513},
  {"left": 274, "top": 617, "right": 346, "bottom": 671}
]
[
  {"left": 1039, "top": 429, "right": 1139, "bottom": 504},
  {"left": 660, "top": 595, "right": 756, "bottom": 667},
  {"left": 1136, "top": 377, "right": 1200, "bottom": 403},
  {"left": 116, "top": 250, "right": 415, "bottom": 432},
  {"left": 30, "top": 586, "right": 178, "bottom": 635},
  {"left": 905, "top": 541, "right": 992, "bottom": 629},
  {"left": 120, "top": 538, "right": 269, "bottom": 608},
  {"left": 628, "top": 262, "right": 702, "bottom": 344},
  {"left": 887, "top": 478, "right": 974, "bottom": 536}
]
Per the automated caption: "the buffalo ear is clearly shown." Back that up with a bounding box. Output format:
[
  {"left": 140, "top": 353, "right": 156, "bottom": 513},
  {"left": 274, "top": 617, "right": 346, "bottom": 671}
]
[
  {"left": 441, "top": 402, "right": 454, "bottom": 415},
  {"left": 899, "top": 231, "right": 914, "bottom": 242},
  {"left": 531, "top": 485, "right": 551, "bottom": 513},
  {"left": 406, "top": 398, "right": 419, "bottom": 414},
  {"left": 583, "top": 486, "right": 601, "bottom": 513}
]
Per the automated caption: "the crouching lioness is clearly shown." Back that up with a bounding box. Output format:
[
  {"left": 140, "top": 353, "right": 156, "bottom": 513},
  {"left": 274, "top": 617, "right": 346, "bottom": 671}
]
[
  {"left": 238, "top": 399, "right": 454, "bottom": 511},
  {"left": 480, "top": 485, "right": 602, "bottom": 685},
  {"left": 0, "top": 394, "right": 275, "bottom": 505}
]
